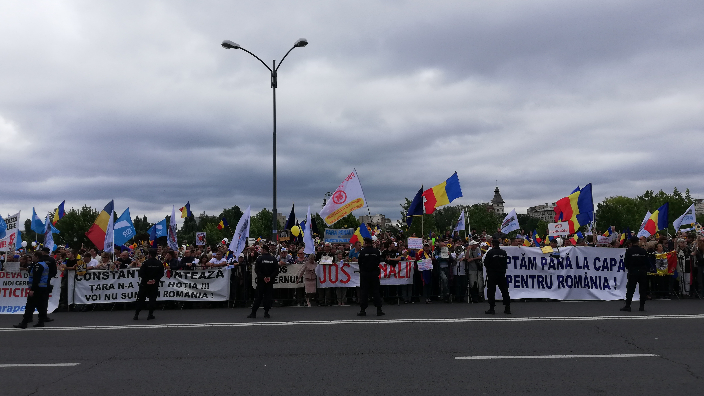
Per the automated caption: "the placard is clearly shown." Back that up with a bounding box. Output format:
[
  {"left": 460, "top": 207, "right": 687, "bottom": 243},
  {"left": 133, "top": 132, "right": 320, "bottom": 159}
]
[
  {"left": 548, "top": 222, "right": 570, "bottom": 236},
  {"left": 196, "top": 232, "right": 206, "bottom": 245},
  {"left": 407, "top": 237, "right": 423, "bottom": 250}
]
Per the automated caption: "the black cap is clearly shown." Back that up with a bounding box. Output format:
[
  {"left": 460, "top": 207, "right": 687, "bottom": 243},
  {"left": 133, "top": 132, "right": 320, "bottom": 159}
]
[
  {"left": 41, "top": 247, "right": 50, "bottom": 253},
  {"left": 363, "top": 237, "right": 373, "bottom": 245},
  {"left": 491, "top": 239, "right": 500, "bottom": 246}
]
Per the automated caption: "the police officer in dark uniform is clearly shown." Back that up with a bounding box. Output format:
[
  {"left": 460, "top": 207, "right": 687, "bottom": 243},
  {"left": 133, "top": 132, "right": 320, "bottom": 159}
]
[
  {"left": 621, "top": 236, "right": 649, "bottom": 312},
  {"left": 357, "top": 237, "right": 385, "bottom": 317},
  {"left": 13, "top": 251, "right": 50, "bottom": 328},
  {"left": 248, "top": 244, "right": 278, "bottom": 319},
  {"left": 41, "top": 247, "right": 57, "bottom": 322},
  {"left": 133, "top": 248, "right": 164, "bottom": 320},
  {"left": 483, "top": 239, "right": 511, "bottom": 314}
]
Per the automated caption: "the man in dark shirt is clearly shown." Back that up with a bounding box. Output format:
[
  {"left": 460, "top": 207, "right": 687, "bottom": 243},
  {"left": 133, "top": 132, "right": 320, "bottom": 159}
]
[
  {"left": 179, "top": 249, "right": 196, "bottom": 270},
  {"left": 134, "top": 248, "right": 164, "bottom": 320},
  {"left": 621, "top": 237, "right": 650, "bottom": 312},
  {"left": 248, "top": 244, "right": 279, "bottom": 319},
  {"left": 357, "top": 238, "right": 384, "bottom": 317},
  {"left": 483, "top": 239, "right": 511, "bottom": 314},
  {"left": 116, "top": 250, "right": 134, "bottom": 269}
]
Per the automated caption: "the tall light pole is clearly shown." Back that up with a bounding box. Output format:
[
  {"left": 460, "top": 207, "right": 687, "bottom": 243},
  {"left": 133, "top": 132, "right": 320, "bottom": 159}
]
[{"left": 222, "top": 38, "right": 308, "bottom": 242}]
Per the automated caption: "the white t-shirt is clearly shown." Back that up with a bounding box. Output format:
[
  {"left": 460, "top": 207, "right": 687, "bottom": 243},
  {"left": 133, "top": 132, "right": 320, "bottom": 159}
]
[
  {"left": 208, "top": 257, "right": 227, "bottom": 267},
  {"left": 86, "top": 258, "right": 100, "bottom": 268}
]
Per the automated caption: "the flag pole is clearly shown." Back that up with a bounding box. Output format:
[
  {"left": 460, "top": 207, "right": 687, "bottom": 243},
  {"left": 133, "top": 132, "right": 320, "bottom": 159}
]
[{"left": 353, "top": 168, "right": 372, "bottom": 218}]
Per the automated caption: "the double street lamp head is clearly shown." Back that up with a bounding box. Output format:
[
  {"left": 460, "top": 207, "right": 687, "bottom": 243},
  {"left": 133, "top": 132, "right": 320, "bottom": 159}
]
[{"left": 221, "top": 38, "right": 308, "bottom": 51}]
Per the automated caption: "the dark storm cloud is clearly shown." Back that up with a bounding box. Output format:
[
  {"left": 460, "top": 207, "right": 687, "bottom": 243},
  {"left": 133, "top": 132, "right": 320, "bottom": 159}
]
[{"left": 1, "top": 0, "right": 703, "bottom": 226}]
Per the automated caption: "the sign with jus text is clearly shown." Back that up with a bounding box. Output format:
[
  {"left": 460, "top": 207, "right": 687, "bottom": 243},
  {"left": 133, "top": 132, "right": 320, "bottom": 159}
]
[
  {"left": 68, "top": 269, "right": 230, "bottom": 304},
  {"left": 486, "top": 246, "right": 635, "bottom": 301},
  {"left": 316, "top": 261, "right": 414, "bottom": 288}
]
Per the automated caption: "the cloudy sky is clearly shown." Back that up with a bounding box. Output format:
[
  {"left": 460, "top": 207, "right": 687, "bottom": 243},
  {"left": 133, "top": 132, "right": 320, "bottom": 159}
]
[{"left": 1, "top": 0, "right": 703, "bottom": 225}]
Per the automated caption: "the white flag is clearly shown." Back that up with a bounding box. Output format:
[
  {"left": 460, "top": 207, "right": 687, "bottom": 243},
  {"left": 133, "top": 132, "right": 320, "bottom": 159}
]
[
  {"left": 167, "top": 206, "right": 179, "bottom": 251},
  {"left": 320, "top": 170, "right": 367, "bottom": 226},
  {"left": 104, "top": 210, "right": 114, "bottom": 253},
  {"left": 500, "top": 209, "right": 520, "bottom": 234},
  {"left": 674, "top": 204, "right": 696, "bottom": 231},
  {"left": 453, "top": 210, "right": 466, "bottom": 232},
  {"left": 44, "top": 215, "right": 56, "bottom": 252},
  {"left": 229, "top": 206, "right": 251, "bottom": 260},
  {"left": 637, "top": 211, "right": 652, "bottom": 238},
  {"left": 304, "top": 206, "right": 315, "bottom": 255}
]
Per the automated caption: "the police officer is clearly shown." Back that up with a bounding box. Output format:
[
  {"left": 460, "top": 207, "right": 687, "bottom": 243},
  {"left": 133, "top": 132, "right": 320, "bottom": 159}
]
[
  {"left": 13, "top": 251, "right": 50, "bottom": 328},
  {"left": 248, "top": 244, "right": 278, "bottom": 319},
  {"left": 41, "top": 247, "right": 57, "bottom": 322},
  {"left": 357, "top": 237, "right": 385, "bottom": 317},
  {"left": 133, "top": 248, "right": 164, "bottom": 320},
  {"left": 621, "top": 236, "right": 649, "bottom": 312},
  {"left": 483, "top": 239, "right": 511, "bottom": 314}
]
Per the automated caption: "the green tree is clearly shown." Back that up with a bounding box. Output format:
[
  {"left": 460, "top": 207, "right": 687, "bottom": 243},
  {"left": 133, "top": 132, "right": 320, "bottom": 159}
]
[
  {"left": 250, "top": 209, "right": 273, "bottom": 240},
  {"left": 52, "top": 205, "right": 99, "bottom": 249}
]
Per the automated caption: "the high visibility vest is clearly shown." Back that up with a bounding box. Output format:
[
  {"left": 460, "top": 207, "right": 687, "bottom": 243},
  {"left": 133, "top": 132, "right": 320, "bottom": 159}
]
[{"left": 28, "top": 261, "right": 49, "bottom": 288}]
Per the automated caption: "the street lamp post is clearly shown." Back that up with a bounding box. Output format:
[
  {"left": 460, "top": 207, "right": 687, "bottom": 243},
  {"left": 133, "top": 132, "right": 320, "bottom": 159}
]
[{"left": 222, "top": 38, "right": 308, "bottom": 242}]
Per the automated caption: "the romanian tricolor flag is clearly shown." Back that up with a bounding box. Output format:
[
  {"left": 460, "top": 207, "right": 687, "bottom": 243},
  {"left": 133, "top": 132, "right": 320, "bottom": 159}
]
[
  {"left": 52, "top": 200, "right": 66, "bottom": 225},
  {"left": 179, "top": 202, "right": 192, "bottom": 218},
  {"left": 422, "top": 172, "right": 463, "bottom": 215},
  {"left": 642, "top": 203, "right": 669, "bottom": 236},
  {"left": 349, "top": 223, "right": 372, "bottom": 245},
  {"left": 85, "top": 200, "right": 114, "bottom": 248},
  {"left": 532, "top": 230, "right": 542, "bottom": 247},
  {"left": 619, "top": 232, "right": 626, "bottom": 246},
  {"left": 523, "top": 238, "right": 531, "bottom": 247},
  {"left": 553, "top": 183, "right": 594, "bottom": 233},
  {"left": 570, "top": 231, "right": 583, "bottom": 245},
  {"left": 602, "top": 227, "right": 612, "bottom": 237},
  {"left": 217, "top": 217, "right": 229, "bottom": 230}
]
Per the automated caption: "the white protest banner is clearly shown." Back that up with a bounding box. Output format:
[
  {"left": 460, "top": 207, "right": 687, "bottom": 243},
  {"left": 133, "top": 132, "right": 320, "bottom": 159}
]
[
  {"left": 596, "top": 235, "right": 613, "bottom": 245},
  {"left": 320, "top": 170, "right": 367, "bottom": 226},
  {"left": 407, "top": 237, "right": 423, "bottom": 250},
  {"left": 68, "top": 269, "right": 230, "bottom": 304},
  {"left": 486, "top": 246, "right": 633, "bottom": 301},
  {"left": 0, "top": 230, "right": 19, "bottom": 252},
  {"left": 4, "top": 212, "right": 20, "bottom": 234},
  {"left": 196, "top": 232, "right": 206, "bottom": 245},
  {"left": 324, "top": 228, "right": 354, "bottom": 244},
  {"left": 251, "top": 263, "right": 304, "bottom": 289},
  {"left": 316, "top": 261, "right": 414, "bottom": 288},
  {"left": 0, "top": 272, "right": 61, "bottom": 314},
  {"left": 548, "top": 222, "right": 570, "bottom": 236}
]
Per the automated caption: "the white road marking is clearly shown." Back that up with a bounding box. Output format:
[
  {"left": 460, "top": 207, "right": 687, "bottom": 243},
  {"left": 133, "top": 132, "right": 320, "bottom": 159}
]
[
  {"left": 0, "top": 363, "right": 81, "bottom": 368},
  {"left": 455, "top": 354, "right": 658, "bottom": 360},
  {"left": 1, "top": 314, "right": 702, "bottom": 332}
]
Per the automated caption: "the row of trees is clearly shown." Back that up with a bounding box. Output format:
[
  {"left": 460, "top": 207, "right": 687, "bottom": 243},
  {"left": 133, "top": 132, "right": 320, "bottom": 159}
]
[
  {"left": 396, "top": 187, "right": 703, "bottom": 239},
  {"left": 18, "top": 187, "right": 702, "bottom": 250}
]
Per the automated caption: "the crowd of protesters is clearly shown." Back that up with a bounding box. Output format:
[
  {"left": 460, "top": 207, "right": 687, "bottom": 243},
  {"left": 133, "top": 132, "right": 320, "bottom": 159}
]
[{"left": 1, "top": 226, "right": 703, "bottom": 315}]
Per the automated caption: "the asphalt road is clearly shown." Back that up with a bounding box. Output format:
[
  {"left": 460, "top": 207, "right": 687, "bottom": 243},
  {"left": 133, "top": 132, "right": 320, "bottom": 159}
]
[{"left": 1, "top": 299, "right": 703, "bottom": 395}]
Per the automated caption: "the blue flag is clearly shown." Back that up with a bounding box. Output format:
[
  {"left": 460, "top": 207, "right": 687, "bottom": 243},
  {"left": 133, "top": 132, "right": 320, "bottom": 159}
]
[
  {"left": 148, "top": 219, "right": 168, "bottom": 239},
  {"left": 0, "top": 215, "right": 6, "bottom": 239},
  {"left": 31, "top": 208, "right": 45, "bottom": 234},
  {"left": 406, "top": 187, "right": 424, "bottom": 226},
  {"left": 113, "top": 208, "right": 136, "bottom": 246}
]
